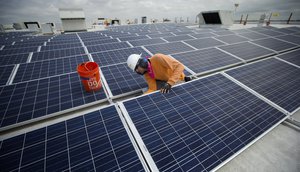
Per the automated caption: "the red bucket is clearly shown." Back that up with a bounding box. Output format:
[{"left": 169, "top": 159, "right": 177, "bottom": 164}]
[{"left": 77, "top": 62, "right": 102, "bottom": 92}]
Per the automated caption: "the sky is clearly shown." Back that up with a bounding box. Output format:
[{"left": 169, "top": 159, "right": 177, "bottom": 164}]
[{"left": 0, "top": 0, "right": 299, "bottom": 24}]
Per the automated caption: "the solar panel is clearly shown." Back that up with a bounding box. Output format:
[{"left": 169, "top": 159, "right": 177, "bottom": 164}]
[
  {"left": 275, "top": 35, "right": 300, "bottom": 45},
  {"left": 231, "top": 29, "right": 252, "bottom": 34},
  {"left": 13, "top": 55, "right": 89, "bottom": 83},
  {"left": 215, "top": 35, "right": 249, "bottom": 44},
  {"left": 119, "top": 35, "right": 149, "bottom": 41},
  {"left": 251, "top": 38, "right": 298, "bottom": 52},
  {"left": 0, "top": 105, "right": 145, "bottom": 171},
  {"left": 145, "top": 42, "right": 194, "bottom": 55},
  {"left": 102, "top": 63, "right": 147, "bottom": 96},
  {"left": 40, "top": 43, "right": 82, "bottom": 51},
  {"left": 129, "top": 38, "right": 167, "bottom": 46},
  {"left": 172, "top": 31, "right": 195, "bottom": 35},
  {"left": 87, "top": 42, "right": 131, "bottom": 54},
  {"left": 0, "top": 65, "right": 14, "bottom": 86},
  {"left": 121, "top": 74, "right": 286, "bottom": 172},
  {"left": 226, "top": 58, "right": 300, "bottom": 113},
  {"left": 184, "top": 38, "right": 224, "bottom": 50},
  {"left": 83, "top": 38, "right": 119, "bottom": 46},
  {"left": 218, "top": 42, "right": 275, "bottom": 61},
  {"left": 253, "top": 30, "right": 285, "bottom": 37},
  {"left": 31, "top": 47, "right": 86, "bottom": 62},
  {"left": 238, "top": 32, "right": 269, "bottom": 40},
  {"left": 0, "top": 72, "right": 107, "bottom": 129},
  {"left": 92, "top": 47, "right": 151, "bottom": 67},
  {"left": 148, "top": 33, "right": 174, "bottom": 38},
  {"left": 0, "top": 53, "right": 29, "bottom": 66},
  {"left": 163, "top": 35, "right": 194, "bottom": 42},
  {"left": 213, "top": 30, "right": 235, "bottom": 36},
  {"left": 171, "top": 48, "right": 242, "bottom": 74},
  {"left": 189, "top": 33, "right": 216, "bottom": 39},
  {"left": 277, "top": 49, "right": 300, "bottom": 66},
  {"left": 0, "top": 47, "right": 37, "bottom": 56}
]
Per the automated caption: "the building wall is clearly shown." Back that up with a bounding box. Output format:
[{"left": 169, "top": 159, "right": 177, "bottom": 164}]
[{"left": 61, "top": 19, "right": 86, "bottom": 32}]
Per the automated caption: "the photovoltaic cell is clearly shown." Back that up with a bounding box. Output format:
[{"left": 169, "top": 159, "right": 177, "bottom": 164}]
[
  {"left": 0, "top": 53, "right": 29, "bottom": 66},
  {"left": 184, "top": 38, "right": 224, "bottom": 50},
  {"left": 31, "top": 47, "right": 86, "bottom": 62},
  {"left": 189, "top": 33, "right": 216, "bottom": 39},
  {"left": 0, "top": 105, "right": 145, "bottom": 171},
  {"left": 253, "top": 30, "right": 285, "bottom": 37},
  {"left": 218, "top": 42, "right": 275, "bottom": 61},
  {"left": 119, "top": 35, "right": 149, "bottom": 41},
  {"left": 40, "top": 43, "right": 82, "bottom": 51},
  {"left": 277, "top": 49, "right": 300, "bottom": 66},
  {"left": 129, "top": 38, "right": 167, "bottom": 46},
  {"left": 0, "top": 65, "right": 14, "bottom": 86},
  {"left": 13, "top": 55, "right": 89, "bottom": 83},
  {"left": 171, "top": 48, "right": 242, "bottom": 74},
  {"left": 215, "top": 35, "right": 249, "bottom": 44},
  {"left": 226, "top": 58, "right": 300, "bottom": 113},
  {"left": 122, "top": 74, "right": 285, "bottom": 172},
  {"left": 213, "top": 30, "right": 235, "bottom": 36},
  {"left": 238, "top": 32, "right": 269, "bottom": 40},
  {"left": 0, "top": 47, "right": 37, "bottom": 56},
  {"left": 83, "top": 38, "right": 119, "bottom": 46},
  {"left": 102, "top": 63, "right": 147, "bottom": 96},
  {"left": 92, "top": 47, "right": 151, "bottom": 67},
  {"left": 145, "top": 42, "right": 194, "bottom": 55},
  {"left": 251, "top": 38, "right": 298, "bottom": 52},
  {"left": 148, "top": 33, "right": 174, "bottom": 38},
  {"left": 0, "top": 72, "right": 107, "bottom": 129},
  {"left": 87, "top": 42, "right": 131, "bottom": 53}
]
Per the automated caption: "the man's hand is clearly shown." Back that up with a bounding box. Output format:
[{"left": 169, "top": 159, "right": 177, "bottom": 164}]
[{"left": 160, "top": 83, "right": 172, "bottom": 94}]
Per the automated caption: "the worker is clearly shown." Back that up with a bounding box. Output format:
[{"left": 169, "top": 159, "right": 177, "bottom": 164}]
[{"left": 127, "top": 53, "right": 193, "bottom": 94}]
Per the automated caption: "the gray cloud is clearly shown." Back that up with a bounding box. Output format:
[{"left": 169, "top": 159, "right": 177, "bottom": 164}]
[{"left": 0, "top": 0, "right": 299, "bottom": 24}]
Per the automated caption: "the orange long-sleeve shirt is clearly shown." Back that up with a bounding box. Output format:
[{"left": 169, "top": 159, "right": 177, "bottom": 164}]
[{"left": 144, "top": 54, "right": 185, "bottom": 94}]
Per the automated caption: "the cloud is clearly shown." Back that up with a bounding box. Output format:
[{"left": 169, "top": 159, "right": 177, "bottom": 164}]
[{"left": 0, "top": 0, "right": 299, "bottom": 24}]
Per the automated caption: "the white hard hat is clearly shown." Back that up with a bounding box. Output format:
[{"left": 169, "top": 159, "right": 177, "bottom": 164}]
[{"left": 127, "top": 54, "right": 141, "bottom": 71}]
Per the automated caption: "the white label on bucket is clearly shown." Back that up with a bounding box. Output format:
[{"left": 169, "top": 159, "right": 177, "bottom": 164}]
[{"left": 88, "top": 77, "right": 100, "bottom": 90}]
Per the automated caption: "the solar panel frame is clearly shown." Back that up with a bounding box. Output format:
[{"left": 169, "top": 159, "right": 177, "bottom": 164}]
[
  {"left": 189, "top": 33, "right": 217, "bottom": 39},
  {"left": 225, "top": 58, "right": 300, "bottom": 113},
  {"left": 119, "top": 73, "right": 287, "bottom": 172},
  {"left": 277, "top": 49, "right": 300, "bottom": 67},
  {"left": 0, "top": 104, "right": 147, "bottom": 171},
  {"left": 0, "top": 72, "right": 108, "bottom": 131},
  {"left": 171, "top": 48, "right": 243, "bottom": 75},
  {"left": 218, "top": 42, "right": 276, "bottom": 61}
]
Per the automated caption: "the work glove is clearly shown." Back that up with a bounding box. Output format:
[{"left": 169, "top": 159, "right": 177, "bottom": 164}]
[{"left": 160, "top": 83, "right": 172, "bottom": 94}]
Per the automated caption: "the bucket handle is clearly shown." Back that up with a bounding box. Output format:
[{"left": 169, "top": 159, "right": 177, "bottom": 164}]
[{"left": 81, "top": 62, "right": 93, "bottom": 71}]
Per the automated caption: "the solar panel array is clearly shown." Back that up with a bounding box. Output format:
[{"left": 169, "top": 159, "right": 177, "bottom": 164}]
[{"left": 0, "top": 23, "right": 300, "bottom": 171}]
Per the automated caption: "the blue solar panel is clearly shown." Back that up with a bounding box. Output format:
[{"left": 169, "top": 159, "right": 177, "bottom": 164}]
[
  {"left": 129, "top": 38, "right": 167, "bottom": 46},
  {"left": 13, "top": 55, "right": 89, "bottom": 83},
  {"left": 119, "top": 35, "right": 149, "bottom": 41},
  {"left": 275, "top": 35, "right": 300, "bottom": 45},
  {"left": 87, "top": 42, "right": 131, "bottom": 53},
  {"left": 148, "top": 33, "right": 174, "bottom": 38},
  {"left": 172, "top": 31, "right": 195, "bottom": 35},
  {"left": 184, "top": 38, "right": 224, "bottom": 50},
  {"left": 163, "top": 35, "right": 194, "bottom": 42},
  {"left": 0, "top": 65, "right": 14, "bottom": 86},
  {"left": 189, "top": 33, "right": 216, "bottom": 38},
  {"left": 213, "top": 30, "right": 235, "bottom": 36},
  {"left": 92, "top": 47, "right": 151, "bottom": 67},
  {"left": 0, "top": 105, "right": 145, "bottom": 171},
  {"left": 226, "top": 58, "right": 300, "bottom": 113},
  {"left": 31, "top": 47, "right": 86, "bottom": 62},
  {"left": 253, "top": 30, "right": 285, "bottom": 37},
  {"left": 215, "top": 35, "right": 249, "bottom": 44},
  {"left": 277, "top": 49, "right": 300, "bottom": 66},
  {"left": 83, "top": 38, "right": 119, "bottom": 46},
  {"left": 145, "top": 42, "right": 194, "bottom": 55},
  {"left": 102, "top": 63, "right": 147, "bottom": 96},
  {"left": 218, "top": 42, "right": 275, "bottom": 61},
  {"left": 171, "top": 48, "right": 242, "bottom": 74},
  {"left": 0, "top": 72, "right": 107, "bottom": 129},
  {"left": 0, "top": 53, "right": 29, "bottom": 66},
  {"left": 238, "top": 32, "right": 269, "bottom": 40},
  {"left": 122, "top": 74, "right": 286, "bottom": 171},
  {"left": 40, "top": 43, "right": 82, "bottom": 51},
  {"left": 0, "top": 47, "right": 37, "bottom": 56},
  {"left": 251, "top": 38, "right": 298, "bottom": 53}
]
